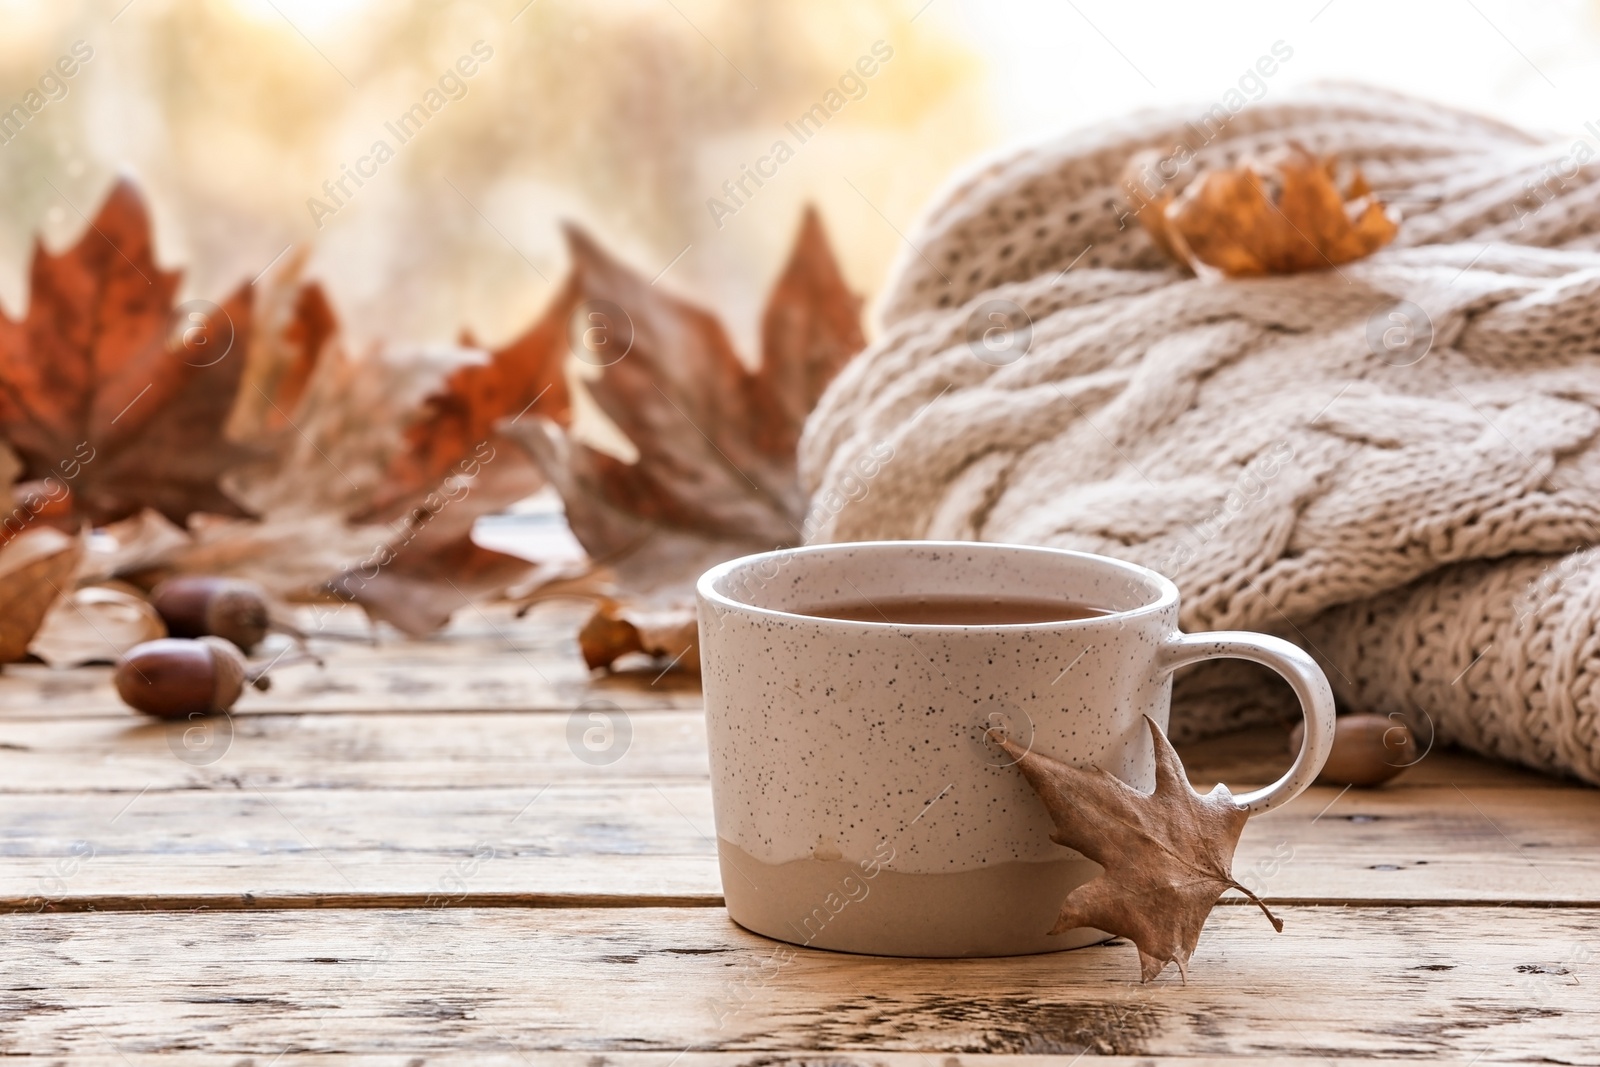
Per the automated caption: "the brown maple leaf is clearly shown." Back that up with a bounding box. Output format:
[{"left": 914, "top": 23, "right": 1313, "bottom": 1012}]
[
  {"left": 296, "top": 265, "right": 578, "bottom": 635},
  {"left": 78, "top": 252, "right": 404, "bottom": 600},
  {"left": 130, "top": 250, "right": 538, "bottom": 634},
  {"left": 1001, "top": 716, "right": 1282, "bottom": 982},
  {"left": 225, "top": 247, "right": 336, "bottom": 443},
  {"left": 328, "top": 321, "right": 566, "bottom": 634},
  {"left": 0, "top": 178, "right": 257, "bottom": 527},
  {"left": 502, "top": 206, "right": 863, "bottom": 670},
  {"left": 1128, "top": 144, "right": 1397, "bottom": 277},
  {"left": 0, "top": 526, "right": 84, "bottom": 664},
  {"left": 360, "top": 274, "right": 573, "bottom": 526}
]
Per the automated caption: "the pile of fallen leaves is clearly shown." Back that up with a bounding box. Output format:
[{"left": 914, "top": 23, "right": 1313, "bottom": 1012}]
[{"left": 0, "top": 178, "right": 863, "bottom": 671}]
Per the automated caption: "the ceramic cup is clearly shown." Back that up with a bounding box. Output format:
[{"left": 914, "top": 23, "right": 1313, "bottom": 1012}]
[{"left": 696, "top": 540, "right": 1335, "bottom": 958}]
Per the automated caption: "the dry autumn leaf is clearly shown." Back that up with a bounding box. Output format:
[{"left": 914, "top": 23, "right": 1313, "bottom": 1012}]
[
  {"left": 80, "top": 508, "right": 194, "bottom": 587},
  {"left": 577, "top": 598, "right": 699, "bottom": 673},
  {"left": 361, "top": 274, "right": 572, "bottom": 526},
  {"left": 221, "top": 251, "right": 422, "bottom": 522},
  {"left": 503, "top": 207, "right": 864, "bottom": 671},
  {"left": 1, "top": 179, "right": 852, "bottom": 645},
  {"left": 1000, "top": 716, "right": 1281, "bottom": 982},
  {"left": 0, "top": 526, "right": 84, "bottom": 664},
  {"left": 0, "top": 178, "right": 256, "bottom": 527},
  {"left": 324, "top": 530, "right": 539, "bottom": 638},
  {"left": 306, "top": 254, "right": 579, "bottom": 636},
  {"left": 61, "top": 249, "right": 410, "bottom": 602},
  {"left": 30, "top": 585, "right": 167, "bottom": 667},
  {"left": 224, "top": 246, "right": 336, "bottom": 444},
  {"left": 1128, "top": 144, "right": 1397, "bottom": 277},
  {"left": 136, "top": 249, "right": 538, "bottom": 633}
]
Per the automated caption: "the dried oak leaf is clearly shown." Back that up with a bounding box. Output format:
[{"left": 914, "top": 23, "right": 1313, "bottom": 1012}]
[
  {"left": 1001, "top": 716, "right": 1281, "bottom": 982},
  {"left": 502, "top": 206, "right": 863, "bottom": 671},
  {"left": 0, "top": 526, "right": 84, "bottom": 664},
  {"left": 0, "top": 178, "right": 256, "bottom": 526},
  {"left": 1129, "top": 144, "right": 1397, "bottom": 277}
]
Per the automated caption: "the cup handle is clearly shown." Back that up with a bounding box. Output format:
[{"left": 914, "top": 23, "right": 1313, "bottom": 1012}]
[{"left": 1159, "top": 631, "right": 1336, "bottom": 814}]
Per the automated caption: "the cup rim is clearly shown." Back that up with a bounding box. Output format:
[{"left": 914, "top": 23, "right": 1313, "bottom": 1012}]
[{"left": 697, "top": 540, "right": 1179, "bottom": 631}]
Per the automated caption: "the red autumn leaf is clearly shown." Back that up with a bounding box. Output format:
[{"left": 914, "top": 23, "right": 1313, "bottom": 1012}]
[
  {"left": 330, "top": 297, "right": 575, "bottom": 634},
  {"left": 361, "top": 278, "right": 574, "bottom": 524},
  {"left": 0, "top": 178, "right": 256, "bottom": 528},
  {"left": 229, "top": 265, "right": 336, "bottom": 440}
]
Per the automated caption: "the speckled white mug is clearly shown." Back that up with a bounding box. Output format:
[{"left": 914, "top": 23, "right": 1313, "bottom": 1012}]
[{"left": 696, "top": 541, "right": 1335, "bottom": 958}]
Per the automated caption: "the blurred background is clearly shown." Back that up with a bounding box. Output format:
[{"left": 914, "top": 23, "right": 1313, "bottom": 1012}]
[{"left": 1, "top": 0, "right": 1597, "bottom": 354}]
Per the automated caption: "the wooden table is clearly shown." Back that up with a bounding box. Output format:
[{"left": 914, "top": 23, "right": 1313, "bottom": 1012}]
[{"left": 2, "top": 600, "right": 1596, "bottom": 1064}]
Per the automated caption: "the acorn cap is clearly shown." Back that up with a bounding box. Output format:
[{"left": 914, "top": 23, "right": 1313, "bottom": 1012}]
[
  {"left": 199, "top": 636, "right": 247, "bottom": 713},
  {"left": 151, "top": 576, "right": 271, "bottom": 652},
  {"left": 205, "top": 582, "right": 270, "bottom": 652}
]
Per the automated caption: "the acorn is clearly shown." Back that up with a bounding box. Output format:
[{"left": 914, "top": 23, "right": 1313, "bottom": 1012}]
[
  {"left": 114, "top": 636, "right": 266, "bottom": 720},
  {"left": 150, "top": 576, "right": 271, "bottom": 652},
  {"left": 1291, "top": 713, "right": 1420, "bottom": 787}
]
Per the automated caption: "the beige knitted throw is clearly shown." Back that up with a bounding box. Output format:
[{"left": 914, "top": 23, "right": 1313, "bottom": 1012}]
[{"left": 800, "top": 85, "right": 1600, "bottom": 784}]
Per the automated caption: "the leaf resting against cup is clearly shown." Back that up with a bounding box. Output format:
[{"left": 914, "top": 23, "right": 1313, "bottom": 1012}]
[
  {"left": 1000, "top": 716, "right": 1281, "bottom": 982},
  {"left": 1125, "top": 144, "right": 1398, "bottom": 277}
]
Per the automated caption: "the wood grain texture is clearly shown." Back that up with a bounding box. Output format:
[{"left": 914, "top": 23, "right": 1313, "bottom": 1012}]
[
  {"left": 1, "top": 782, "right": 1596, "bottom": 910},
  {"left": 0, "top": 703, "right": 1557, "bottom": 796},
  {"left": 0, "top": 600, "right": 701, "bottom": 720},
  {"left": 0, "top": 710, "right": 710, "bottom": 791},
  {"left": 0, "top": 1058, "right": 1513, "bottom": 1066},
  {"left": 0, "top": 906, "right": 1594, "bottom": 1060},
  {"left": 2, "top": 596, "right": 1594, "bottom": 1059},
  {"left": 0, "top": 646, "right": 700, "bottom": 719}
]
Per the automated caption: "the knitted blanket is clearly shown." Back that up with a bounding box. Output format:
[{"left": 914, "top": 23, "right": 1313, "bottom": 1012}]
[{"left": 799, "top": 84, "right": 1600, "bottom": 783}]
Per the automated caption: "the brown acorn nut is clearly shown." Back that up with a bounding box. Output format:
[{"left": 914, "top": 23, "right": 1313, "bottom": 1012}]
[
  {"left": 114, "top": 636, "right": 252, "bottom": 720},
  {"left": 150, "top": 576, "right": 270, "bottom": 652},
  {"left": 1291, "top": 713, "right": 1419, "bottom": 787}
]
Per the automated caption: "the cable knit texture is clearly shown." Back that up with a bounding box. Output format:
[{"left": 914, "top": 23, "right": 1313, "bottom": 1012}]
[{"left": 799, "top": 85, "right": 1600, "bottom": 783}]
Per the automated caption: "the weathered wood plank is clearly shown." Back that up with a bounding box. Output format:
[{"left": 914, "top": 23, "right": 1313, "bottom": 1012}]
[
  {"left": 0, "top": 1057, "right": 1510, "bottom": 1067},
  {"left": 1175, "top": 723, "right": 1567, "bottom": 789},
  {"left": 0, "top": 600, "right": 701, "bottom": 720},
  {"left": 0, "top": 784, "right": 719, "bottom": 910},
  {"left": 0, "top": 595, "right": 1568, "bottom": 795},
  {"left": 0, "top": 907, "right": 1592, "bottom": 1059},
  {"left": 1, "top": 782, "right": 1596, "bottom": 908},
  {"left": 0, "top": 705, "right": 1557, "bottom": 796},
  {"left": 0, "top": 1057, "right": 1506, "bottom": 1066},
  {"left": 0, "top": 646, "right": 700, "bottom": 719},
  {"left": 0, "top": 711, "right": 712, "bottom": 791}
]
